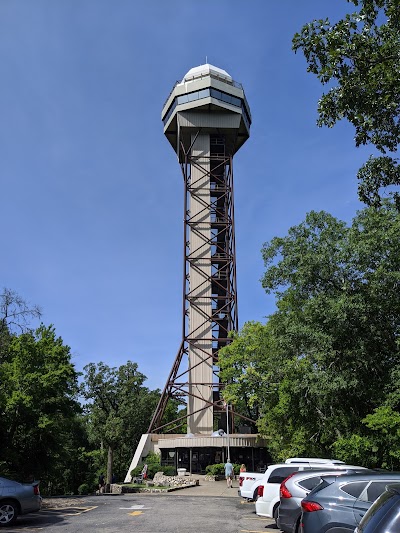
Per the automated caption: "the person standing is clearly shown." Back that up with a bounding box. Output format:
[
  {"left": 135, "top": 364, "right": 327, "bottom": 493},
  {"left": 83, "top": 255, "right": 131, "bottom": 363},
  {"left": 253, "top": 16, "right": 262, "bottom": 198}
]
[
  {"left": 224, "top": 459, "right": 234, "bottom": 488},
  {"left": 98, "top": 473, "right": 105, "bottom": 494}
]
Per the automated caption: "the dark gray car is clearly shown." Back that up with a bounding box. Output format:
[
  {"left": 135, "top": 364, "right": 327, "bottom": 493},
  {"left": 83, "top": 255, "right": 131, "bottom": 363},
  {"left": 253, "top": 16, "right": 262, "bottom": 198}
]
[
  {"left": 277, "top": 468, "right": 370, "bottom": 533},
  {"left": 355, "top": 483, "right": 400, "bottom": 532},
  {"left": 0, "top": 477, "right": 41, "bottom": 526},
  {"left": 300, "top": 472, "right": 400, "bottom": 533}
]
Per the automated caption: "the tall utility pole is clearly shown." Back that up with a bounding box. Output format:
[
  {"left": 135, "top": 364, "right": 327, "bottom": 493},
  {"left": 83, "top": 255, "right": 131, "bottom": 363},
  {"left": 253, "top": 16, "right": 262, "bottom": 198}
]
[{"left": 148, "top": 63, "right": 251, "bottom": 435}]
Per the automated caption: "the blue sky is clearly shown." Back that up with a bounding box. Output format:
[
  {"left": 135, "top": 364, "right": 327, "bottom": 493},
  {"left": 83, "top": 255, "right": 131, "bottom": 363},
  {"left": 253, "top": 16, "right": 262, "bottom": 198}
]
[{"left": 1, "top": 0, "right": 369, "bottom": 390}]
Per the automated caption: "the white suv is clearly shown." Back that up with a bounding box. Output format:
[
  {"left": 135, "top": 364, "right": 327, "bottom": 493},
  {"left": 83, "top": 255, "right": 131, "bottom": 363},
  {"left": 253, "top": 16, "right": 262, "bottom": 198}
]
[
  {"left": 255, "top": 462, "right": 364, "bottom": 522},
  {"left": 239, "top": 458, "right": 343, "bottom": 502}
]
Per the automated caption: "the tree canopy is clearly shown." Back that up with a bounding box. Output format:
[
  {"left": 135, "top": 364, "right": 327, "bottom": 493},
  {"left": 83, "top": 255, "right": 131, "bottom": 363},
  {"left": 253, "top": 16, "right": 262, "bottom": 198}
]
[
  {"left": 0, "top": 289, "right": 170, "bottom": 492},
  {"left": 80, "top": 361, "right": 178, "bottom": 482},
  {"left": 219, "top": 203, "right": 400, "bottom": 465},
  {"left": 293, "top": 0, "right": 400, "bottom": 206},
  {"left": 0, "top": 324, "right": 82, "bottom": 485}
]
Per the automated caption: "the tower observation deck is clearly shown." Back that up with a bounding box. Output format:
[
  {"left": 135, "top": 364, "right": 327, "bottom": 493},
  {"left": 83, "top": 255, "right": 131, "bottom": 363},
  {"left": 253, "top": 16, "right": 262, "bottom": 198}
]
[{"left": 148, "top": 63, "right": 251, "bottom": 435}]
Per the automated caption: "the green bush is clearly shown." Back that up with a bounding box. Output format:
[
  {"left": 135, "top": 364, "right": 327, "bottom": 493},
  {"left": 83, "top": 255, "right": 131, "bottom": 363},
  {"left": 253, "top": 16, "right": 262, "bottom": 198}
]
[
  {"left": 130, "top": 465, "right": 144, "bottom": 478},
  {"left": 77, "top": 483, "right": 90, "bottom": 495},
  {"left": 162, "top": 466, "right": 176, "bottom": 476},
  {"left": 205, "top": 463, "right": 241, "bottom": 476},
  {"left": 233, "top": 463, "right": 240, "bottom": 475},
  {"left": 205, "top": 463, "right": 225, "bottom": 476},
  {"left": 130, "top": 452, "right": 177, "bottom": 480}
]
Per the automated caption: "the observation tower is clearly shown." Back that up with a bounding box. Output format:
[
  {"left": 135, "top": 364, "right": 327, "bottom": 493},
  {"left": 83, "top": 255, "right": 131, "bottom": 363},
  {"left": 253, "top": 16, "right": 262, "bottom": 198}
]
[{"left": 126, "top": 64, "right": 268, "bottom": 480}]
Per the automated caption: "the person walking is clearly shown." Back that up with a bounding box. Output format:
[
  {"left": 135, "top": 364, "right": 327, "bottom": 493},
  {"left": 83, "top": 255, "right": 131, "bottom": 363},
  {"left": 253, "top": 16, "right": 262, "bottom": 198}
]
[{"left": 224, "top": 459, "right": 234, "bottom": 488}]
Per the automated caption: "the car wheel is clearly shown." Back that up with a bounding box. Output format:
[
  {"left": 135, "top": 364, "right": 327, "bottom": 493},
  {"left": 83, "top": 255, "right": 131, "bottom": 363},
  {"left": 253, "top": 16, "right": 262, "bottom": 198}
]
[
  {"left": 252, "top": 488, "right": 258, "bottom": 501},
  {"left": 0, "top": 500, "right": 18, "bottom": 525},
  {"left": 273, "top": 504, "right": 279, "bottom": 525}
]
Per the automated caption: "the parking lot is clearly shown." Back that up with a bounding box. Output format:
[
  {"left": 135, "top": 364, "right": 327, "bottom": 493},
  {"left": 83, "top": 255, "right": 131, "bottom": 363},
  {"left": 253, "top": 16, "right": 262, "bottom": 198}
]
[{"left": 2, "top": 489, "right": 279, "bottom": 533}]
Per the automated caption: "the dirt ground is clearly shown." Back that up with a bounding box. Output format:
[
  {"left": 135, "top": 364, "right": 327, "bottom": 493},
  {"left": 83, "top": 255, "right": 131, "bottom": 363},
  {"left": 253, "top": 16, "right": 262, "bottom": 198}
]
[{"left": 41, "top": 497, "right": 89, "bottom": 508}]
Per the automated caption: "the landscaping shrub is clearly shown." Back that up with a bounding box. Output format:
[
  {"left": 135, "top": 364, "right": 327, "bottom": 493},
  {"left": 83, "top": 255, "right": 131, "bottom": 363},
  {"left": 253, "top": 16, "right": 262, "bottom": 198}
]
[
  {"left": 205, "top": 463, "right": 241, "bottom": 476},
  {"left": 130, "top": 452, "right": 176, "bottom": 479},
  {"left": 77, "top": 483, "right": 90, "bottom": 495},
  {"left": 162, "top": 466, "right": 176, "bottom": 476}
]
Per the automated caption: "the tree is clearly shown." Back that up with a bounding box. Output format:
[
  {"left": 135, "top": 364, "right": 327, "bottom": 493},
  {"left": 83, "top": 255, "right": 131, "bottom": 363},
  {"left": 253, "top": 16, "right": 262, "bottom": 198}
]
[
  {"left": 221, "top": 204, "right": 400, "bottom": 464},
  {"left": 0, "top": 288, "right": 41, "bottom": 357},
  {"left": 218, "top": 322, "right": 271, "bottom": 432},
  {"left": 0, "top": 325, "right": 81, "bottom": 485},
  {"left": 293, "top": 0, "right": 400, "bottom": 206},
  {"left": 81, "top": 362, "right": 165, "bottom": 484}
]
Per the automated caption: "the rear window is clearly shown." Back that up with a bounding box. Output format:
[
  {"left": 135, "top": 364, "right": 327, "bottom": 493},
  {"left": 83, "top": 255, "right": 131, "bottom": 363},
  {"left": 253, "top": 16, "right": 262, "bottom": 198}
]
[
  {"left": 358, "top": 491, "right": 399, "bottom": 531},
  {"left": 299, "top": 476, "right": 324, "bottom": 491},
  {"left": 364, "top": 482, "right": 392, "bottom": 502},
  {"left": 341, "top": 481, "right": 368, "bottom": 498},
  {"left": 267, "top": 467, "right": 300, "bottom": 484}
]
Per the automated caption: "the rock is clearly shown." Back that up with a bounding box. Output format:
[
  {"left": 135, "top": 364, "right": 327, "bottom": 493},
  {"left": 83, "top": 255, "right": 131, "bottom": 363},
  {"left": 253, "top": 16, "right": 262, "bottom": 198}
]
[{"left": 152, "top": 472, "right": 199, "bottom": 487}]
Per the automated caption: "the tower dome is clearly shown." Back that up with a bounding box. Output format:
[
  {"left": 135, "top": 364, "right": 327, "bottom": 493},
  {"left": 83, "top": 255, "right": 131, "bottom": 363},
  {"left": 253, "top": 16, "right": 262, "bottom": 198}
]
[{"left": 182, "top": 63, "right": 232, "bottom": 83}]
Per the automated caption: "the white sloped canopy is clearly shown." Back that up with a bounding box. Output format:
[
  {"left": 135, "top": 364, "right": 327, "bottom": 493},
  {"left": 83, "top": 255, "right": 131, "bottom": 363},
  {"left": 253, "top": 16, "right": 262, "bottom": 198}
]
[{"left": 182, "top": 63, "right": 232, "bottom": 82}]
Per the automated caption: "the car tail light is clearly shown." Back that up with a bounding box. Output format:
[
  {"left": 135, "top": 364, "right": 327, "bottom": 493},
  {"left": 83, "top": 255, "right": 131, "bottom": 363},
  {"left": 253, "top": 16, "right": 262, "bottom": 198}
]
[
  {"left": 33, "top": 484, "right": 40, "bottom": 496},
  {"left": 257, "top": 485, "right": 264, "bottom": 497},
  {"left": 280, "top": 473, "right": 296, "bottom": 498},
  {"left": 280, "top": 481, "right": 292, "bottom": 498},
  {"left": 239, "top": 477, "right": 243, "bottom": 487},
  {"left": 301, "top": 500, "right": 323, "bottom": 512}
]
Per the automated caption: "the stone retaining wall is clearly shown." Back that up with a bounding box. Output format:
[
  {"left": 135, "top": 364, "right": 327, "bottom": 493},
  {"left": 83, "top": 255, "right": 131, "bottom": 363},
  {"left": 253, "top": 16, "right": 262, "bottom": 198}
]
[
  {"left": 116, "top": 472, "right": 199, "bottom": 494},
  {"left": 152, "top": 472, "right": 199, "bottom": 487}
]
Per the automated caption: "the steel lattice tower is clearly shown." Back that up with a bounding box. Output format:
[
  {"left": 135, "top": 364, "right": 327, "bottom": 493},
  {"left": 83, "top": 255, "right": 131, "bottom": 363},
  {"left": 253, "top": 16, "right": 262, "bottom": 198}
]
[{"left": 148, "top": 64, "right": 251, "bottom": 435}]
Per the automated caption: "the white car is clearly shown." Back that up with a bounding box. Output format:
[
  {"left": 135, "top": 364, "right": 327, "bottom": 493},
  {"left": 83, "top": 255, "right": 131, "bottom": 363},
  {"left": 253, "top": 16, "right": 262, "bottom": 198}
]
[
  {"left": 239, "top": 458, "right": 343, "bottom": 502},
  {"left": 255, "top": 463, "right": 366, "bottom": 522},
  {"left": 284, "top": 457, "right": 345, "bottom": 464}
]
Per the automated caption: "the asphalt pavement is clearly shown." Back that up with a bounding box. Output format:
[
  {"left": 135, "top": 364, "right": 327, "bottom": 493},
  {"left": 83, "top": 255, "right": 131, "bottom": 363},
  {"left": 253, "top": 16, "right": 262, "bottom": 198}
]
[{"left": 29, "top": 476, "right": 278, "bottom": 533}]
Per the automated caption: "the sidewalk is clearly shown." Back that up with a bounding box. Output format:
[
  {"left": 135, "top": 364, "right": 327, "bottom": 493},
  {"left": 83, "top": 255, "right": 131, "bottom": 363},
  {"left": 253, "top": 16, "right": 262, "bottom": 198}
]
[{"left": 169, "top": 474, "right": 240, "bottom": 497}]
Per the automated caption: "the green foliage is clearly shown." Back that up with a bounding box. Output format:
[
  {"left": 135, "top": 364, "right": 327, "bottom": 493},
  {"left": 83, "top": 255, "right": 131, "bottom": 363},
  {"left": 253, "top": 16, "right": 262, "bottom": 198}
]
[
  {"left": 205, "top": 463, "right": 241, "bottom": 476},
  {"left": 77, "top": 483, "right": 90, "bottom": 495},
  {"left": 292, "top": 0, "right": 400, "bottom": 206},
  {"left": 162, "top": 466, "right": 176, "bottom": 476},
  {"left": 221, "top": 203, "right": 400, "bottom": 467},
  {"left": 81, "top": 362, "right": 164, "bottom": 480},
  {"left": 0, "top": 324, "right": 82, "bottom": 487},
  {"left": 332, "top": 435, "right": 378, "bottom": 468},
  {"left": 143, "top": 452, "right": 178, "bottom": 477},
  {"left": 144, "top": 452, "right": 160, "bottom": 464},
  {"left": 130, "top": 453, "right": 176, "bottom": 479},
  {"left": 0, "top": 288, "right": 180, "bottom": 494},
  {"left": 205, "top": 463, "right": 225, "bottom": 476},
  {"left": 130, "top": 465, "right": 144, "bottom": 477}
]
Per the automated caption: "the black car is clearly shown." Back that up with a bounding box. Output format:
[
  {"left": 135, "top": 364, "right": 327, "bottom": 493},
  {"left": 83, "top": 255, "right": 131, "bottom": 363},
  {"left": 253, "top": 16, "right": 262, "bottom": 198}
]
[{"left": 355, "top": 482, "right": 400, "bottom": 532}]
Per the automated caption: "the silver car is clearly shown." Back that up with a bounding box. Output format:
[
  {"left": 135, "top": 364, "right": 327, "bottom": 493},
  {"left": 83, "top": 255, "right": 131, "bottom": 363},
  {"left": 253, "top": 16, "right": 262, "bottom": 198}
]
[
  {"left": 0, "top": 477, "right": 41, "bottom": 526},
  {"left": 300, "top": 471, "right": 400, "bottom": 532},
  {"left": 277, "top": 467, "right": 370, "bottom": 533}
]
